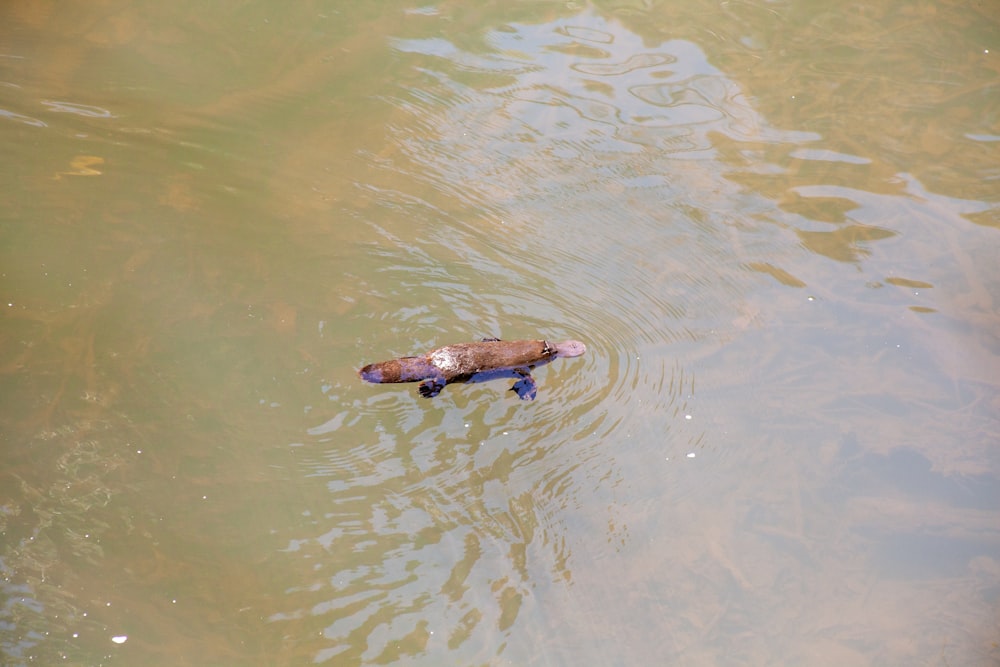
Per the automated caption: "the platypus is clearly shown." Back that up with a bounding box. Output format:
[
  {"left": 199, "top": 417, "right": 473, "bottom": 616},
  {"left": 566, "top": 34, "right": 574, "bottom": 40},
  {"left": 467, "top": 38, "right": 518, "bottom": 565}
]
[{"left": 358, "top": 337, "right": 586, "bottom": 400}]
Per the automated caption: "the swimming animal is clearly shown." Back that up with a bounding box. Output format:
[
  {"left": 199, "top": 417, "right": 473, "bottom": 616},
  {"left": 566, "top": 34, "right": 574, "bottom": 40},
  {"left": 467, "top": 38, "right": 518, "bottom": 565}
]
[{"left": 358, "top": 337, "right": 586, "bottom": 400}]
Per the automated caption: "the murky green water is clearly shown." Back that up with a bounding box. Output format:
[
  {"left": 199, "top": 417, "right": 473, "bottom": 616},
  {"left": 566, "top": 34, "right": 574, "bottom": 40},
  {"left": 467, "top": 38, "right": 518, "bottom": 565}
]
[{"left": 2, "top": 1, "right": 998, "bottom": 665}]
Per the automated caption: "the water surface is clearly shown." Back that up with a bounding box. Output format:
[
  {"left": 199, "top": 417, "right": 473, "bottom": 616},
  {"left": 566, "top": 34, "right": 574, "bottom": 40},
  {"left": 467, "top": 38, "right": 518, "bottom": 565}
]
[{"left": 1, "top": 1, "right": 998, "bottom": 665}]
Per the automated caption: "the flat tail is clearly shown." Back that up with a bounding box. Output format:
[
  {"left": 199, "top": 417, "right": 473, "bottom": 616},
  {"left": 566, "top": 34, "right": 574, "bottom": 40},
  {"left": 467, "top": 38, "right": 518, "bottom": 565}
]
[
  {"left": 359, "top": 363, "right": 387, "bottom": 383},
  {"left": 359, "top": 357, "right": 436, "bottom": 384}
]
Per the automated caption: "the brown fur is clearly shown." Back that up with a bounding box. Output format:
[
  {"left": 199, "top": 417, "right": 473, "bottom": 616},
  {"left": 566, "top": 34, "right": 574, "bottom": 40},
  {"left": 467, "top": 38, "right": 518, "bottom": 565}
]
[{"left": 358, "top": 338, "right": 585, "bottom": 399}]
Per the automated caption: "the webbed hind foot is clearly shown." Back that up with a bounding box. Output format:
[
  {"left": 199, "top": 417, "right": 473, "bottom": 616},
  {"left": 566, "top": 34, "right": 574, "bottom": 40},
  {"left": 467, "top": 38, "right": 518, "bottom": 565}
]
[{"left": 418, "top": 380, "right": 445, "bottom": 398}]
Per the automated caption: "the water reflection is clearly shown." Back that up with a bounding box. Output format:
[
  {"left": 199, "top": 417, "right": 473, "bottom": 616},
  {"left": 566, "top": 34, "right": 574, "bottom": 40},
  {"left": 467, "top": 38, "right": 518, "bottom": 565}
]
[{"left": 286, "top": 373, "right": 631, "bottom": 662}]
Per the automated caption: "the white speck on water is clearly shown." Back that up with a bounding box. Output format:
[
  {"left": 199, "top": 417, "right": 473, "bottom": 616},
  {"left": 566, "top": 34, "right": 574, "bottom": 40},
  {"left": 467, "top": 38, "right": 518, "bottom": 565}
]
[
  {"left": 687, "top": 452, "right": 696, "bottom": 458},
  {"left": 502, "top": 431, "right": 508, "bottom": 435},
  {"left": 464, "top": 423, "right": 470, "bottom": 428},
  {"left": 685, "top": 414, "right": 692, "bottom": 420},
  {"left": 111, "top": 636, "right": 127, "bottom": 644},
  {"left": 807, "top": 296, "right": 815, "bottom": 301}
]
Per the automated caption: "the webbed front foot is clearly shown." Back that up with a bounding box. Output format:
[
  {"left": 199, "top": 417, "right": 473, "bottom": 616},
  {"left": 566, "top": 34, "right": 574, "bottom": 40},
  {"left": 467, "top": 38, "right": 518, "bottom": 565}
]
[{"left": 510, "top": 372, "right": 537, "bottom": 400}]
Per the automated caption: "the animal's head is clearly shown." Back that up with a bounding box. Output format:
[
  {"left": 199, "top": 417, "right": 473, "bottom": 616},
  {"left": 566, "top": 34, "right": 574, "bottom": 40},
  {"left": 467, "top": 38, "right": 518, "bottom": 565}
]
[{"left": 553, "top": 340, "right": 586, "bottom": 358}]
